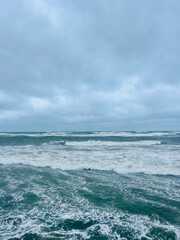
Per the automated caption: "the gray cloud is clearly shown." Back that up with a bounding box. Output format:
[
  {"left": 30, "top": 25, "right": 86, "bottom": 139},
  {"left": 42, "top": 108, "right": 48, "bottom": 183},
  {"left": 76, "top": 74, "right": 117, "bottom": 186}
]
[{"left": 0, "top": 0, "right": 180, "bottom": 131}]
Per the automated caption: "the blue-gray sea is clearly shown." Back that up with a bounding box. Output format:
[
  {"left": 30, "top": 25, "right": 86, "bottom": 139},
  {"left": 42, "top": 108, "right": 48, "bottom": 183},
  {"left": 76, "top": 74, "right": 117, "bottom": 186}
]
[{"left": 0, "top": 131, "right": 180, "bottom": 240}]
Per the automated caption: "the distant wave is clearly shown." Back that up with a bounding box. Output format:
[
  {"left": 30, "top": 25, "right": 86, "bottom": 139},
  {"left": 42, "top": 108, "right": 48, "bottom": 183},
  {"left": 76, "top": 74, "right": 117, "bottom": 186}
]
[{"left": 0, "top": 131, "right": 178, "bottom": 138}]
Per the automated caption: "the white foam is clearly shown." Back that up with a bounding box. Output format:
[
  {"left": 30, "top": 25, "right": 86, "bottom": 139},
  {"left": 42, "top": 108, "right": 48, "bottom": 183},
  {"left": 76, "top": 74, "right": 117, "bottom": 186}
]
[
  {"left": 1, "top": 201, "right": 179, "bottom": 239},
  {"left": 0, "top": 139, "right": 180, "bottom": 175},
  {"left": 66, "top": 140, "right": 162, "bottom": 147}
]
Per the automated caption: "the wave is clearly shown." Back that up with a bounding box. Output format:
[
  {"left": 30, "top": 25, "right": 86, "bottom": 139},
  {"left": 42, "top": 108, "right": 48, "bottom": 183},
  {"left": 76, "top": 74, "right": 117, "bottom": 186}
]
[
  {"left": 47, "top": 140, "right": 162, "bottom": 147},
  {"left": 0, "top": 131, "right": 178, "bottom": 138},
  {"left": 74, "top": 140, "right": 161, "bottom": 146}
]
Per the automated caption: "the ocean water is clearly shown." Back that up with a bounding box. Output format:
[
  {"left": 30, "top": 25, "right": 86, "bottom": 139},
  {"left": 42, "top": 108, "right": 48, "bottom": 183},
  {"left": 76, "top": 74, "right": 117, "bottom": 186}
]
[{"left": 0, "top": 131, "right": 180, "bottom": 240}]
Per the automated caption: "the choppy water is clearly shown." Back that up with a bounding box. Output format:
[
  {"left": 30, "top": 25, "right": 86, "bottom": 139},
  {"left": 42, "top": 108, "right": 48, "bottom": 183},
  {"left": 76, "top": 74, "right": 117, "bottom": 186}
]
[{"left": 0, "top": 131, "right": 180, "bottom": 239}]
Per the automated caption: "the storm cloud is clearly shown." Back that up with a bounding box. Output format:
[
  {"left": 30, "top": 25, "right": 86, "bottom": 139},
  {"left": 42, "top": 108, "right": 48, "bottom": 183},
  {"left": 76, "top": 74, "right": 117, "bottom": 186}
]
[{"left": 0, "top": 0, "right": 180, "bottom": 131}]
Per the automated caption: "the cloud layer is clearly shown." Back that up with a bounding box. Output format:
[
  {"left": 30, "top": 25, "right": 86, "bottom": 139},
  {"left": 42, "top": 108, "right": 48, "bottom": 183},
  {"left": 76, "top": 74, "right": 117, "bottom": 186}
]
[{"left": 0, "top": 0, "right": 180, "bottom": 131}]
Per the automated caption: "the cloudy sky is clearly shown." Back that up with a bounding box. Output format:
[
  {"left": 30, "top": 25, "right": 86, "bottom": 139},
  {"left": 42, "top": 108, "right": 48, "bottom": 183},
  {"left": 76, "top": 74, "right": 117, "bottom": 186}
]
[{"left": 0, "top": 0, "right": 180, "bottom": 131}]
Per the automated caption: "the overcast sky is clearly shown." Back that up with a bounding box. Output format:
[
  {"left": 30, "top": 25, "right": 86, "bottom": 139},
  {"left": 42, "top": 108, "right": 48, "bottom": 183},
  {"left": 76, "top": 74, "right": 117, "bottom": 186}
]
[{"left": 0, "top": 0, "right": 180, "bottom": 131}]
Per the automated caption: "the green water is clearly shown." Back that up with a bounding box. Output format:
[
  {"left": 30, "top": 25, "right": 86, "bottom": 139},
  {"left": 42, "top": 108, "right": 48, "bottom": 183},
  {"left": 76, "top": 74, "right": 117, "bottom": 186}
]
[{"left": 0, "top": 165, "right": 179, "bottom": 239}]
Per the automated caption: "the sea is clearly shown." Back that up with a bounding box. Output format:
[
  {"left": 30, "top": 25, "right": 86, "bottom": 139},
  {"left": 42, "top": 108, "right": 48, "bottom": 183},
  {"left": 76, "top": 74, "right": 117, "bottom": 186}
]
[{"left": 0, "top": 131, "right": 180, "bottom": 240}]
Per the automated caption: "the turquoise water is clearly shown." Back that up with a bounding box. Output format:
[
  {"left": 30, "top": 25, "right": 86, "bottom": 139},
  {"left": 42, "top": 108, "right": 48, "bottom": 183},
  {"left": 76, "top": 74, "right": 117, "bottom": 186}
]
[{"left": 0, "top": 132, "right": 180, "bottom": 239}]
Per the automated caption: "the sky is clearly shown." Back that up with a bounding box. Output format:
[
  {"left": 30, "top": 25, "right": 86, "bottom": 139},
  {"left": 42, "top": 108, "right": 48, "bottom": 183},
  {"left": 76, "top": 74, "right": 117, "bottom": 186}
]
[{"left": 0, "top": 0, "right": 180, "bottom": 131}]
